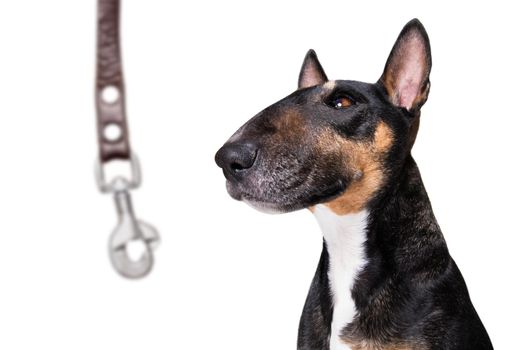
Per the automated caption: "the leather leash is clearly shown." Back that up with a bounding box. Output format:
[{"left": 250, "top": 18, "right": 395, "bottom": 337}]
[{"left": 95, "top": 0, "right": 160, "bottom": 278}]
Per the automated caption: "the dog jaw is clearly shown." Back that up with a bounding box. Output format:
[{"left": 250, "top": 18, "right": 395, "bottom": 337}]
[{"left": 320, "top": 121, "right": 394, "bottom": 215}]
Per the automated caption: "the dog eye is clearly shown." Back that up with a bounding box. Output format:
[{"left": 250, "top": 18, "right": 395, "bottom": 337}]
[{"left": 328, "top": 95, "right": 353, "bottom": 109}]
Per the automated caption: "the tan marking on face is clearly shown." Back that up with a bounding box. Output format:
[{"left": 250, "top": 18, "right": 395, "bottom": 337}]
[
  {"left": 373, "top": 122, "right": 394, "bottom": 152},
  {"left": 319, "top": 121, "right": 394, "bottom": 215},
  {"left": 272, "top": 109, "right": 306, "bottom": 141},
  {"left": 323, "top": 80, "right": 336, "bottom": 90}
]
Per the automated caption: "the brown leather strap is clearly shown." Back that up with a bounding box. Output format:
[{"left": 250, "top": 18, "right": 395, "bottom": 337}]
[{"left": 96, "top": 0, "right": 131, "bottom": 162}]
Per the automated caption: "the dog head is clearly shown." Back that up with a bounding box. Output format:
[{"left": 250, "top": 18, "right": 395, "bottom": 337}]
[{"left": 215, "top": 19, "right": 431, "bottom": 215}]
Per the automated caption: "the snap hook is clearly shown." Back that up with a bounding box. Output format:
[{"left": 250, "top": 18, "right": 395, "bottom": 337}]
[{"left": 108, "top": 187, "right": 160, "bottom": 279}]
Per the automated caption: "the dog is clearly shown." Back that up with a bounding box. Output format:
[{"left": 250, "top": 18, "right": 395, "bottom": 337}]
[{"left": 215, "top": 19, "right": 493, "bottom": 350}]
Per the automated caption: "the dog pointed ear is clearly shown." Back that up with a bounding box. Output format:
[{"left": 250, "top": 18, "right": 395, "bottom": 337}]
[
  {"left": 379, "top": 19, "right": 432, "bottom": 111},
  {"left": 298, "top": 49, "right": 328, "bottom": 89}
]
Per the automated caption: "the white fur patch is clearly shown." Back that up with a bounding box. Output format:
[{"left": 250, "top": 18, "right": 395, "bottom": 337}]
[{"left": 313, "top": 205, "right": 369, "bottom": 350}]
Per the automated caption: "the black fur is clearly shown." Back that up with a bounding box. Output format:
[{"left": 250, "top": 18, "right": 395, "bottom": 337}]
[
  {"left": 298, "top": 156, "right": 492, "bottom": 349},
  {"left": 216, "top": 18, "right": 492, "bottom": 349}
]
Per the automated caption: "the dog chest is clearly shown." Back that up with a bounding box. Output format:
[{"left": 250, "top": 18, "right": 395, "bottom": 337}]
[{"left": 313, "top": 205, "right": 368, "bottom": 350}]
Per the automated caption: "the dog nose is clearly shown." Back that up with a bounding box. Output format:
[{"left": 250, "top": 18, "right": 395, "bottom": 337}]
[{"left": 215, "top": 142, "right": 258, "bottom": 180}]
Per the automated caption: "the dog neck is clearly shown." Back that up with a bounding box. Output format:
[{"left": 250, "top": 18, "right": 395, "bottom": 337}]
[
  {"left": 311, "top": 156, "right": 449, "bottom": 348},
  {"left": 313, "top": 205, "right": 368, "bottom": 350}
]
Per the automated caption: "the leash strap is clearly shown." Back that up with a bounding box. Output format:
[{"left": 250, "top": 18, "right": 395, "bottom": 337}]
[
  {"left": 95, "top": 0, "right": 160, "bottom": 278},
  {"left": 96, "top": 0, "right": 130, "bottom": 162}
]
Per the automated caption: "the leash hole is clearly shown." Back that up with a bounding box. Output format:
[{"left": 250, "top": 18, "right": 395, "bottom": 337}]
[
  {"left": 104, "top": 123, "right": 122, "bottom": 142},
  {"left": 101, "top": 85, "right": 120, "bottom": 104},
  {"left": 126, "top": 239, "right": 147, "bottom": 262}
]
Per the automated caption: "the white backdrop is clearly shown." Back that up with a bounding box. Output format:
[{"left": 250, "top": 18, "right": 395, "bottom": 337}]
[{"left": 0, "top": 1, "right": 523, "bottom": 349}]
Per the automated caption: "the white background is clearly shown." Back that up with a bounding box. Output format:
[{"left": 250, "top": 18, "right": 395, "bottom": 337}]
[{"left": 0, "top": 1, "right": 523, "bottom": 349}]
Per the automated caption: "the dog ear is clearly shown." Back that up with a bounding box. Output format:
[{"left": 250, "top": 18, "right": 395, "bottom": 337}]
[
  {"left": 298, "top": 49, "right": 328, "bottom": 89},
  {"left": 379, "top": 19, "right": 432, "bottom": 111}
]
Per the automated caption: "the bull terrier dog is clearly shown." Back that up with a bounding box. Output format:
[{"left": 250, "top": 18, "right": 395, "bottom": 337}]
[{"left": 215, "top": 19, "right": 492, "bottom": 350}]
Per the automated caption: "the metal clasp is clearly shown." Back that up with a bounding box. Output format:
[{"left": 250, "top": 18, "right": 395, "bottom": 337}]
[
  {"left": 95, "top": 154, "right": 160, "bottom": 279},
  {"left": 95, "top": 152, "right": 142, "bottom": 193},
  {"left": 109, "top": 187, "right": 160, "bottom": 278}
]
